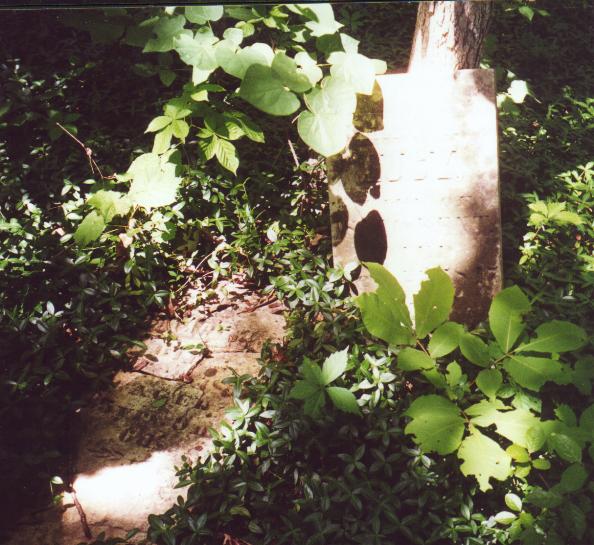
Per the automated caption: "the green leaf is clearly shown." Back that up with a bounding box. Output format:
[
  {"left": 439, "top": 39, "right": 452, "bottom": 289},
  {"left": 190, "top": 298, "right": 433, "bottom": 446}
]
[
  {"left": 503, "top": 355, "right": 567, "bottom": 391},
  {"left": 303, "top": 389, "right": 325, "bottom": 417},
  {"left": 301, "top": 4, "right": 342, "bottom": 37},
  {"left": 508, "top": 79, "right": 529, "bottom": 103},
  {"left": 506, "top": 444, "right": 530, "bottom": 463},
  {"left": 328, "top": 50, "right": 377, "bottom": 95},
  {"left": 516, "top": 321, "right": 587, "bottom": 353},
  {"left": 476, "top": 369, "right": 502, "bottom": 398},
  {"left": 297, "top": 108, "right": 352, "bottom": 157},
  {"left": 174, "top": 29, "right": 218, "bottom": 70},
  {"left": 413, "top": 267, "right": 454, "bottom": 339},
  {"left": 458, "top": 429, "right": 512, "bottom": 492},
  {"left": 549, "top": 433, "right": 582, "bottom": 463},
  {"left": 558, "top": 463, "right": 588, "bottom": 492},
  {"left": 146, "top": 115, "right": 172, "bottom": 133},
  {"left": 152, "top": 125, "right": 173, "bottom": 154},
  {"left": 488, "top": 286, "right": 531, "bottom": 352},
  {"left": 223, "top": 27, "right": 244, "bottom": 46},
  {"left": 327, "top": 387, "right": 360, "bottom": 415},
  {"left": 428, "top": 321, "right": 464, "bottom": 358},
  {"left": 271, "top": 51, "right": 312, "bottom": 93},
  {"left": 562, "top": 503, "right": 586, "bottom": 540},
  {"left": 532, "top": 458, "right": 551, "bottom": 470},
  {"left": 170, "top": 119, "right": 190, "bottom": 140},
  {"left": 518, "top": 5, "right": 534, "bottom": 21},
  {"left": 239, "top": 65, "right": 300, "bottom": 116},
  {"left": 525, "top": 487, "right": 563, "bottom": 508},
  {"left": 553, "top": 210, "right": 583, "bottom": 225},
  {"left": 213, "top": 138, "right": 239, "bottom": 174},
  {"left": 144, "top": 16, "right": 190, "bottom": 53},
  {"left": 459, "top": 333, "right": 490, "bottom": 367},
  {"left": 185, "top": 6, "right": 223, "bottom": 24},
  {"left": 505, "top": 493, "right": 523, "bottom": 512},
  {"left": 397, "top": 348, "right": 435, "bottom": 372},
  {"left": 494, "top": 512, "right": 517, "bottom": 526},
  {"left": 446, "top": 362, "right": 463, "bottom": 387},
  {"left": 295, "top": 51, "right": 323, "bottom": 85},
  {"left": 404, "top": 395, "right": 465, "bottom": 455},
  {"left": 127, "top": 153, "right": 182, "bottom": 209},
  {"left": 73, "top": 211, "right": 105, "bottom": 247},
  {"left": 579, "top": 404, "right": 594, "bottom": 435},
  {"left": 301, "top": 359, "right": 324, "bottom": 386},
  {"left": 289, "top": 380, "right": 321, "bottom": 400},
  {"left": 468, "top": 403, "right": 542, "bottom": 451},
  {"left": 87, "top": 190, "right": 132, "bottom": 222},
  {"left": 321, "top": 348, "right": 348, "bottom": 385},
  {"left": 216, "top": 42, "right": 274, "bottom": 79}
]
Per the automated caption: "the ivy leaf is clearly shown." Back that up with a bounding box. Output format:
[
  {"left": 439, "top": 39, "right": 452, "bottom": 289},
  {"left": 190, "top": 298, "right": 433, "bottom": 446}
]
[
  {"left": 488, "top": 286, "right": 532, "bottom": 353},
  {"left": 397, "top": 348, "right": 435, "bottom": 372},
  {"left": 355, "top": 263, "right": 414, "bottom": 346},
  {"left": 223, "top": 27, "right": 244, "bottom": 46},
  {"left": 216, "top": 42, "right": 274, "bottom": 79},
  {"left": 301, "top": 4, "right": 342, "bottom": 37},
  {"left": 549, "top": 433, "right": 582, "bottom": 463},
  {"left": 558, "top": 463, "right": 588, "bottom": 493},
  {"left": 144, "top": 16, "right": 190, "bottom": 53},
  {"left": 476, "top": 369, "right": 503, "bottom": 398},
  {"left": 516, "top": 320, "right": 587, "bottom": 353},
  {"left": 271, "top": 51, "right": 312, "bottom": 93},
  {"left": 458, "top": 429, "right": 512, "bottom": 491},
  {"left": 459, "top": 333, "right": 490, "bottom": 367},
  {"left": 413, "top": 267, "right": 454, "bottom": 339},
  {"left": 321, "top": 348, "right": 348, "bottom": 385},
  {"left": 127, "top": 153, "right": 182, "bottom": 209},
  {"left": 503, "top": 355, "right": 567, "bottom": 391},
  {"left": 239, "top": 65, "right": 300, "bottom": 116},
  {"left": 87, "top": 190, "right": 132, "bottom": 222},
  {"left": 327, "top": 50, "right": 377, "bottom": 95},
  {"left": 173, "top": 29, "right": 218, "bottom": 70},
  {"left": 327, "top": 386, "right": 360, "bottom": 415},
  {"left": 428, "top": 322, "right": 464, "bottom": 358},
  {"left": 295, "top": 51, "right": 323, "bottom": 85},
  {"left": 213, "top": 138, "right": 239, "bottom": 174},
  {"left": 185, "top": 6, "right": 224, "bottom": 24},
  {"left": 404, "top": 395, "right": 465, "bottom": 455},
  {"left": 73, "top": 211, "right": 105, "bottom": 247}
]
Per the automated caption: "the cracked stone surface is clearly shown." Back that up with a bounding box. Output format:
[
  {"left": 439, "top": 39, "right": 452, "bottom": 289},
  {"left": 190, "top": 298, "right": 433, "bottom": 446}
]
[{"left": 7, "top": 284, "right": 285, "bottom": 545}]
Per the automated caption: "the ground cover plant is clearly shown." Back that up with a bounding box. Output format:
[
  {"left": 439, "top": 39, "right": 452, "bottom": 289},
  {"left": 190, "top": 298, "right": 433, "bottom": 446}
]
[{"left": 0, "top": 2, "right": 592, "bottom": 544}]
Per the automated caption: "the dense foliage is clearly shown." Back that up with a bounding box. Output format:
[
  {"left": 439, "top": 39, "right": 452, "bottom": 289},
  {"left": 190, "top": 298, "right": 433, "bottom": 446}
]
[{"left": 0, "top": 2, "right": 592, "bottom": 545}]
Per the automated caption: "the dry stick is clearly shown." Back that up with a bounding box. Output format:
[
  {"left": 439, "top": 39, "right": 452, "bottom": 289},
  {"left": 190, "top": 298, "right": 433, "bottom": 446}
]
[
  {"left": 69, "top": 487, "right": 92, "bottom": 540},
  {"left": 55, "top": 122, "right": 114, "bottom": 180},
  {"left": 287, "top": 139, "right": 300, "bottom": 168}
]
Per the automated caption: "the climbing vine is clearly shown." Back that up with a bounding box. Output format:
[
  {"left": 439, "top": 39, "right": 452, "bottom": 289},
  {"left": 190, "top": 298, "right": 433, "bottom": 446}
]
[{"left": 72, "top": 4, "right": 386, "bottom": 247}]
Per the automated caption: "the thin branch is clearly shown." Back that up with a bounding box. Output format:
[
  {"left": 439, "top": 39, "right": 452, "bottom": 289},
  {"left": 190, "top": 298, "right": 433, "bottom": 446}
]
[
  {"left": 55, "top": 122, "right": 115, "bottom": 180},
  {"left": 287, "top": 139, "right": 300, "bottom": 168}
]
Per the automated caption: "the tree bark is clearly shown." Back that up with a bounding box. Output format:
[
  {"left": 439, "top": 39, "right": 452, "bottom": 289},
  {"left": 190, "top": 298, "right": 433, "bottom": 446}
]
[{"left": 408, "top": 1, "right": 493, "bottom": 74}]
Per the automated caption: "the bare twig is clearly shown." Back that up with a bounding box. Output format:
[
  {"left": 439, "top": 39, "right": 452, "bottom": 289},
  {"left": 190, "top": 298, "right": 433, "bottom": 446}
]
[
  {"left": 287, "top": 139, "right": 300, "bottom": 168},
  {"left": 69, "top": 487, "right": 92, "bottom": 539},
  {"left": 55, "top": 122, "right": 115, "bottom": 180}
]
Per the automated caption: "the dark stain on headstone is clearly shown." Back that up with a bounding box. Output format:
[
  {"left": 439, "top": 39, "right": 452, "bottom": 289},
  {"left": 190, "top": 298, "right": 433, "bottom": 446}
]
[
  {"left": 354, "top": 210, "right": 387, "bottom": 264},
  {"left": 353, "top": 80, "right": 384, "bottom": 132},
  {"left": 330, "top": 197, "right": 349, "bottom": 246},
  {"left": 329, "top": 133, "right": 380, "bottom": 205}
]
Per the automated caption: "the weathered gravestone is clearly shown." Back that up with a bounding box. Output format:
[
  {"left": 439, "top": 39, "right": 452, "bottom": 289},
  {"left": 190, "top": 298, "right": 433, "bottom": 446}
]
[{"left": 328, "top": 69, "right": 502, "bottom": 326}]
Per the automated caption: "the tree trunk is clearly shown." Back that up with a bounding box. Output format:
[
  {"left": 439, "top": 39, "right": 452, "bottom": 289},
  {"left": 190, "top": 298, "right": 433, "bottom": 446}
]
[{"left": 408, "top": 1, "right": 493, "bottom": 74}]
